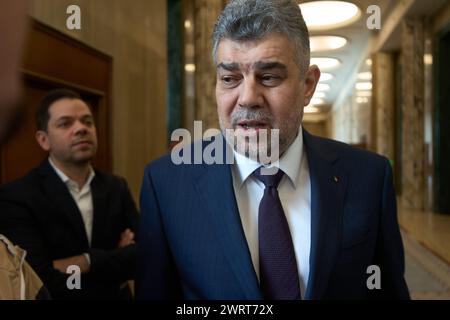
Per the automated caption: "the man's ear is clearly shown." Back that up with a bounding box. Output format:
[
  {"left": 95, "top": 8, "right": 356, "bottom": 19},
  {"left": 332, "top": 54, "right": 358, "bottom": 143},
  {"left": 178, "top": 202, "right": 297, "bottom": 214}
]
[
  {"left": 35, "top": 130, "right": 50, "bottom": 152},
  {"left": 303, "top": 65, "right": 321, "bottom": 106}
]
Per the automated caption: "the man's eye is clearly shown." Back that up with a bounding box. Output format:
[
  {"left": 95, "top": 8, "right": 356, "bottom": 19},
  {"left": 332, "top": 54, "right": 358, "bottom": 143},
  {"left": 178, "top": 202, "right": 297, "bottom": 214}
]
[
  {"left": 261, "top": 74, "right": 280, "bottom": 83},
  {"left": 221, "top": 75, "right": 240, "bottom": 87},
  {"left": 58, "top": 122, "right": 69, "bottom": 128},
  {"left": 222, "top": 76, "right": 234, "bottom": 83}
]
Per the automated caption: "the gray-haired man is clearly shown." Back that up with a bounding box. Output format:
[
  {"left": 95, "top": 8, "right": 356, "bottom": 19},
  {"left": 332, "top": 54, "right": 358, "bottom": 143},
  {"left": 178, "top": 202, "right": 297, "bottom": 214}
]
[{"left": 137, "top": 0, "right": 409, "bottom": 300}]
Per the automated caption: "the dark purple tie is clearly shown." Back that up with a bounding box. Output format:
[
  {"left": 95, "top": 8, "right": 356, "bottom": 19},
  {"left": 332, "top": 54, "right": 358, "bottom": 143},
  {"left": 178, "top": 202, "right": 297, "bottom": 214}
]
[{"left": 253, "top": 167, "right": 301, "bottom": 300}]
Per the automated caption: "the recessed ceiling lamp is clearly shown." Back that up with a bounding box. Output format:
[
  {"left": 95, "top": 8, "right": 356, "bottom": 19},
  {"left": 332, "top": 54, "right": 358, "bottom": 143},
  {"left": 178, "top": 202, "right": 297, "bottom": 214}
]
[
  {"left": 357, "top": 72, "right": 372, "bottom": 80},
  {"left": 310, "top": 36, "right": 348, "bottom": 52},
  {"left": 365, "top": 58, "right": 373, "bottom": 66},
  {"left": 299, "top": 1, "right": 361, "bottom": 31},
  {"left": 311, "top": 57, "right": 341, "bottom": 71},
  {"left": 356, "top": 97, "right": 369, "bottom": 104},
  {"left": 305, "top": 105, "right": 321, "bottom": 113},
  {"left": 185, "top": 64, "right": 196, "bottom": 72},
  {"left": 356, "top": 91, "right": 372, "bottom": 97},
  {"left": 310, "top": 98, "right": 325, "bottom": 105},
  {"left": 424, "top": 54, "right": 433, "bottom": 65},
  {"left": 355, "top": 82, "right": 372, "bottom": 91},
  {"left": 313, "top": 92, "right": 326, "bottom": 98},
  {"left": 316, "top": 83, "right": 331, "bottom": 92},
  {"left": 320, "top": 72, "right": 334, "bottom": 82}
]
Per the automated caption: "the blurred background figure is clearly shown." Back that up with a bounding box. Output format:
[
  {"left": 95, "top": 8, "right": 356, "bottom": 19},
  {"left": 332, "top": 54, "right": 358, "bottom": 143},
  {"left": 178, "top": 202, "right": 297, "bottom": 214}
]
[
  {"left": 0, "top": 0, "right": 50, "bottom": 300},
  {"left": 0, "top": 0, "right": 28, "bottom": 143}
]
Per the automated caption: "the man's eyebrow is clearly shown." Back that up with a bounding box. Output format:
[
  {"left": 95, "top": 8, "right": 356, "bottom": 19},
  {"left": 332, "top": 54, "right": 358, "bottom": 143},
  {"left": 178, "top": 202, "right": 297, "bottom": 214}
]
[
  {"left": 55, "top": 114, "right": 93, "bottom": 122},
  {"left": 253, "top": 61, "right": 287, "bottom": 72},
  {"left": 216, "top": 62, "right": 240, "bottom": 71},
  {"left": 55, "top": 116, "right": 73, "bottom": 122}
]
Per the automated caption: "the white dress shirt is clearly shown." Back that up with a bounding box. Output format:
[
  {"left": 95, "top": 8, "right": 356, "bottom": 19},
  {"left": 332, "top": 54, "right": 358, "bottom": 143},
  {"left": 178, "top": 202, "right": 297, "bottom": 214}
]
[
  {"left": 231, "top": 127, "right": 311, "bottom": 297},
  {"left": 49, "top": 158, "right": 95, "bottom": 248}
]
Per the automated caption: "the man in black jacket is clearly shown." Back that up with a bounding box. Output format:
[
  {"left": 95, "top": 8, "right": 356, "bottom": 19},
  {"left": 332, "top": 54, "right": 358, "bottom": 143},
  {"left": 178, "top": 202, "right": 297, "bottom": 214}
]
[{"left": 0, "top": 89, "right": 139, "bottom": 299}]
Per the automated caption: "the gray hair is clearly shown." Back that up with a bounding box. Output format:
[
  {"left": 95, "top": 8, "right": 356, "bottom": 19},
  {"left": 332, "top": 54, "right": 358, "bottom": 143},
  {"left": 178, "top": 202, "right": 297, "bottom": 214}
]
[{"left": 212, "top": 0, "right": 310, "bottom": 75}]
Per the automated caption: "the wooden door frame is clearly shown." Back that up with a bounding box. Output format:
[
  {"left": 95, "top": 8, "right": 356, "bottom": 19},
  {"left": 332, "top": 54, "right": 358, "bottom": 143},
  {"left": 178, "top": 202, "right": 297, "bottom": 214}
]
[{"left": 1, "top": 18, "right": 113, "bottom": 182}]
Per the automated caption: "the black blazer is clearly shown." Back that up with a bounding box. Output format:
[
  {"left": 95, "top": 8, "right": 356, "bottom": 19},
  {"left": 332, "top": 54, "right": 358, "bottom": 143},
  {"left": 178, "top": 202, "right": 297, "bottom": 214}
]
[{"left": 0, "top": 159, "right": 139, "bottom": 299}]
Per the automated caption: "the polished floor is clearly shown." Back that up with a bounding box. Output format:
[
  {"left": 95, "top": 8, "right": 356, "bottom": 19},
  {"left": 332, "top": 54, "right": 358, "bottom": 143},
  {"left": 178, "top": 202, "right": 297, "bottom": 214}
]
[{"left": 399, "top": 207, "right": 450, "bottom": 299}]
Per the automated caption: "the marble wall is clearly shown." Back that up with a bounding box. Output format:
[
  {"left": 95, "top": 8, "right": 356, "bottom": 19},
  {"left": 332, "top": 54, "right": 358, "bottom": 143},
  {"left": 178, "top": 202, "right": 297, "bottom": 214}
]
[
  {"left": 330, "top": 94, "right": 371, "bottom": 146},
  {"left": 193, "top": 0, "right": 224, "bottom": 131},
  {"left": 372, "top": 52, "right": 395, "bottom": 161},
  {"left": 400, "top": 17, "right": 425, "bottom": 211}
]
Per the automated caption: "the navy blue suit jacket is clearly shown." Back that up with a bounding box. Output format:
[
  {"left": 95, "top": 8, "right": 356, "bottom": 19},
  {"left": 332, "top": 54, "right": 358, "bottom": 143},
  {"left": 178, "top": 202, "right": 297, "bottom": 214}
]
[{"left": 137, "top": 131, "right": 410, "bottom": 299}]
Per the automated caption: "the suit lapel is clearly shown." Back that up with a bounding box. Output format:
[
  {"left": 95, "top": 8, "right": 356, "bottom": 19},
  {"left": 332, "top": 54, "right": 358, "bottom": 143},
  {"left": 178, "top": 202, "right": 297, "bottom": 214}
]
[
  {"left": 303, "top": 131, "right": 348, "bottom": 299},
  {"left": 190, "top": 132, "right": 348, "bottom": 300},
  {"left": 38, "top": 160, "right": 90, "bottom": 249},
  {"left": 193, "top": 144, "right": 262, "bottom": 299}
]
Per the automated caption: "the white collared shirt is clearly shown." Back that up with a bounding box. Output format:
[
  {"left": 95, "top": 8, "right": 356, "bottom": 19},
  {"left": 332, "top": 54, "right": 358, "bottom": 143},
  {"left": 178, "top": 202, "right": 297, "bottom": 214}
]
[
  {"left": 48, "top": 157, "right": 95, "bottom": 247},
  {"left": 231, "top": 127, "right": 311, "bottom": 297}
]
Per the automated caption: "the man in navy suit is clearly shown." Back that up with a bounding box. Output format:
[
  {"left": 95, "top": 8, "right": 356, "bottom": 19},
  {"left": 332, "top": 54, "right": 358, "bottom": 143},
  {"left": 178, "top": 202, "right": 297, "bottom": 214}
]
[{"left": 137, "top": 0, "right": 409, "bottom": 300}]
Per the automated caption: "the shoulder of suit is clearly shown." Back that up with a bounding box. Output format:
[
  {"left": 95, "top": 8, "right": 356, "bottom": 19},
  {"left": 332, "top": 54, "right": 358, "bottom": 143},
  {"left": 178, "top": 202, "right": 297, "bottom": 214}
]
[
  {"left": 92, "top": 168, "right": 127, "bottom": 187},
  {"left": 306, "top": 133, "right": 388, "bottom": 167},
  {"left": 144, "top": 138, "right": 218, "bottom": 175},
  {"left": 0, "top": 167, "right": 41, "bottom": 196}
]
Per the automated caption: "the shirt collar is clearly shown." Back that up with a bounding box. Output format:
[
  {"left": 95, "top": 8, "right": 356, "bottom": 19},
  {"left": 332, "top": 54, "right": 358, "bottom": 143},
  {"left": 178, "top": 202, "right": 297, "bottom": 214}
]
[
  {"left": 232, "top": 126, "right": 304, "bottom": 189},
  {"left": 48, "top": 157, "right": 95, "bottom": 191}
]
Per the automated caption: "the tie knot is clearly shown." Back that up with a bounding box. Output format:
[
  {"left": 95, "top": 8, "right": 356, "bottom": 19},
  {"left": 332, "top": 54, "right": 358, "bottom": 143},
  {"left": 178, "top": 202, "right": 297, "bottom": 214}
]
[{"left": 253, "top": 167, "right": 285, "bottom": 188}]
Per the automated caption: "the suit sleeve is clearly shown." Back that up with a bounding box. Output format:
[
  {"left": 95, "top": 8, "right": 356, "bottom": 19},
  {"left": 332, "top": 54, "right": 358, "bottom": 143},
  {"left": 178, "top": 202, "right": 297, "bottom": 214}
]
[
  {"left": 88, "top": 178, "right": 139, "bottom": 283},
  {"left": 369, "top": 159, "right": 410, "bottom": 299},
  {"left": 135, "top": 166, "right": 182, "bottom": 299},
  {"left": 0, "top": 197, "right": 85, "bottom": 299}
]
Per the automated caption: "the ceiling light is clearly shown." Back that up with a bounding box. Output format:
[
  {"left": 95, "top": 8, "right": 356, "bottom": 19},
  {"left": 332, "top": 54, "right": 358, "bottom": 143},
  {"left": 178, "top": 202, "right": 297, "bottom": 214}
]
[
  {"left": 355, "top": 82, "right": 372, "bottom": 91},
  {"left": 184, "top": 20, "right": 192, "bottom": 29},
  {"left": 356, "top": 91, "right": 372, "bottom": 97},
  {"left": 320, "top": 73, "right": 334, "bottom": 82},
  {"left": 313, "top": 92, "right": 326, "bottom": 98},
  {"left": 305, "top": 106, "right": 321, "bottom": 113},
  {"left": 185, "top": 64, "right": 196, "bottom": 72},
  {"left": 310, "top": 36, "right": 348, "bottom": 52},
  {"left": 316, "top": 83, "right": 331, "bottom": 92},
  {"left": 310, "top": 98, "right": 325, "bottom": 105},
  {"left": 424, "top": 54, "right": 433, "bottom": 65},
  {"left": 299, "top": 1, "right": 361, "bottom": 31},
  {"left": 366, "top": 58, "right": 372, "bottom": 66},
  {"left": 358, "top": 72, "right": 372, "bottom": 80},
  {"left": 311, "top": 57, "right": 341, "bottom": 71},
  {"left": 356, "top": 97, "right": 369, "bottom": 104}
]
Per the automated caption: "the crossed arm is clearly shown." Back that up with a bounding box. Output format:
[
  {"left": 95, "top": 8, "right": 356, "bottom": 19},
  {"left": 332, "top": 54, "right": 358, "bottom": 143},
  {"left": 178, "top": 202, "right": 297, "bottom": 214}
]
[{"left": 52, "top": 228, "right": 136, "bottom": 274}]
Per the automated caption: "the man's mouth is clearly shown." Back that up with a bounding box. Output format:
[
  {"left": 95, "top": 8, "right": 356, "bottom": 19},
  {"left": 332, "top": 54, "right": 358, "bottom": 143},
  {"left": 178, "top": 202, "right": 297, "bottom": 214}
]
[
  {"left": 236, "top": 120, "right": 270, "bottom": 131},
  {"left": 72, "top": 140, "right": 93, "bottom": 147}
]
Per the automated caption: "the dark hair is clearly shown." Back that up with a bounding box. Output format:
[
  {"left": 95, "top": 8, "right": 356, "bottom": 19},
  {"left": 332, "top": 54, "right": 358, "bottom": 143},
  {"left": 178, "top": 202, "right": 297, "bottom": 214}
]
[
  {"left": 212, "top": 0, "right": 310, "bottom": 75},
  {"left": 36, "top": 88, "right": 83, "bottom": 131}
]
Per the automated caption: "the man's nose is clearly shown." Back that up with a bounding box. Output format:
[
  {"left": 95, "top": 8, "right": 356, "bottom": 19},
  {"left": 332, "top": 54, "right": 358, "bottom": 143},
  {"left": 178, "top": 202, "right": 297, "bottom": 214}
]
[
  {"left": 237, "top": 77, "right": 264, "bottom": 108},
  {"left": 73, "top": 120, "right": 89, "bottom": 135}
]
